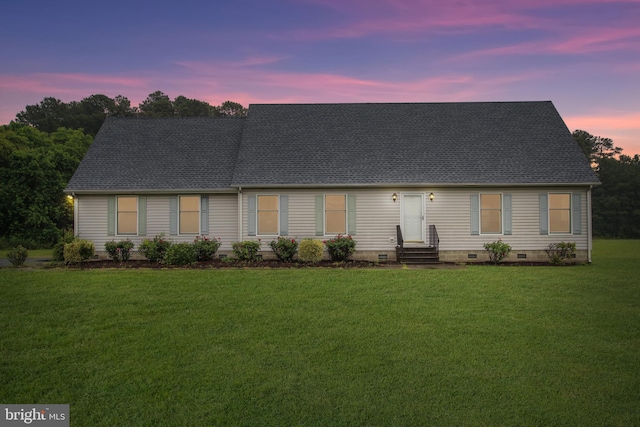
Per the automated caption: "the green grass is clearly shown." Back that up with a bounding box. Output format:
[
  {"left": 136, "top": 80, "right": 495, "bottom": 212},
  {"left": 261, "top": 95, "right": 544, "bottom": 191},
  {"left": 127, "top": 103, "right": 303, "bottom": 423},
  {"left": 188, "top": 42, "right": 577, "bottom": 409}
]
[
  {"left": 1, "top": 241, "right": 639, "bottom": 426},
  {"left": 0, "top": 248, "right": 53, "bottom": 258}
]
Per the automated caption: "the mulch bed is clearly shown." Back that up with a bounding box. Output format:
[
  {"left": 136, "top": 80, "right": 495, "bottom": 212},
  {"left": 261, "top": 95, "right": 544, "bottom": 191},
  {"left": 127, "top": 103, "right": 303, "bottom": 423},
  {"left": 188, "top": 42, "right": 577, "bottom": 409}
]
[{"left": 77, "top": 259, "right": 397, "bottom": 269}]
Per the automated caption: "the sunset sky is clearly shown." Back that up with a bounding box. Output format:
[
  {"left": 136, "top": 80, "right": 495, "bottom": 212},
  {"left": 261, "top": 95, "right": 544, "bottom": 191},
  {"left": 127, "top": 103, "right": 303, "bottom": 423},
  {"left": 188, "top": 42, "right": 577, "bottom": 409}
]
[{"left": 1, "top": 0, "right": 638, "bottom": 154}]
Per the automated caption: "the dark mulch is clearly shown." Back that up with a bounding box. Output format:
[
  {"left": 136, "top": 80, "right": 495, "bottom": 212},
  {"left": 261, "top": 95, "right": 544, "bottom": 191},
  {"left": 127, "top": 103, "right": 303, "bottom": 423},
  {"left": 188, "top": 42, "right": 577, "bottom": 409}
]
[{"left": 77, "top": 259, "right": 397, "bottom": 269}]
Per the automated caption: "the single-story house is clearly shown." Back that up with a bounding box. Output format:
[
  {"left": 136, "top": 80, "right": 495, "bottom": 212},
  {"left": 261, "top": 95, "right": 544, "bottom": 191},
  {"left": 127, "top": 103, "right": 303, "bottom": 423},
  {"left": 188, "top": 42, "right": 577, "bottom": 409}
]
[{"left": 65, "top": 101, "right": 600, "bottom": 263}]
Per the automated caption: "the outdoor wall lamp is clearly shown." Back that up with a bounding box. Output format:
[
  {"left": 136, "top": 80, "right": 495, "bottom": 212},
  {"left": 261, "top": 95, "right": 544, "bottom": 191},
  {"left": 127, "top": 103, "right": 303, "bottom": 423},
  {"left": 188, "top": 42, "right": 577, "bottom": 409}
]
[
  {"left": 429, "top": 192, "right": 435, "bottom": 202},
  {"left": 392, "top": 193, "right": 398, "bottom": 202}
]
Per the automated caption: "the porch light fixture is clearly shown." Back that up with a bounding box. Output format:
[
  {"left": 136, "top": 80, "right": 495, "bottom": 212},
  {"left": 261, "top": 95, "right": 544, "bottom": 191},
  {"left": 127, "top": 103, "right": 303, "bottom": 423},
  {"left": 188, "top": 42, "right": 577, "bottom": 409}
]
[
  {"left": 429, "top": 192, "right": 435, "bottom": 202},
  {"left": 392, "top": 193, "right": 398, "bottom": 202}
]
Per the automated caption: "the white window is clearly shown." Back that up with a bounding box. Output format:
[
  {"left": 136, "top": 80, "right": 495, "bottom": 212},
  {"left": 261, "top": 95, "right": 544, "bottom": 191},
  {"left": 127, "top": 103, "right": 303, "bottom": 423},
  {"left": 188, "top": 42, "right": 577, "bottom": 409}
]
[
  {"left": 257, "top": 195, "right": 279, "bottom": 235},
  {"left": 179, "top": 195, "right": 200, "bottom": 234},
  {"left": 325, "top": 194, "right": 346, "bottom": 234},
  {"left": 480, "top": 194, "right": 502, "bottom": 234},
  {"left": 117, "top": 196, "right": 137, "bottom": 235},
  {"left": 549, "top": 193, "right": 571, "bottom": 234}
]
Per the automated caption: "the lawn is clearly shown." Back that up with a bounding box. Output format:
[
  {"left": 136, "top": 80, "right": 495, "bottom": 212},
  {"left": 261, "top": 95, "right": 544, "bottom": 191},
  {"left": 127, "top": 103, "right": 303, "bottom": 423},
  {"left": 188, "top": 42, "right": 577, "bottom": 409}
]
[{"left": 1, "top": 240, "right": 639, "bottom": 426}]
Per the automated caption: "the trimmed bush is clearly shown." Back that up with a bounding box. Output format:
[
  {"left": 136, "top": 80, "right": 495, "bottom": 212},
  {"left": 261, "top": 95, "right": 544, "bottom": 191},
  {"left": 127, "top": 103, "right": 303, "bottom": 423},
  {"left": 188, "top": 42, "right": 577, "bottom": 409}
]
[
  {"left": 139, "top": 233, "right": 172, "bottom": 263},
  {"left": 324, "top": 234, "right": 356, "bottom": 262},
  {"left": 483, "top": 239, "right": 511, "bottom": 264},
  {"left": 105, "top": 239, "right": 135, "bottom": 262},
  {"left": 7, "top": 245, "right": 28, "bottom": 267},
  {"left": 298, "top": 239, "right": 324, "bottom": 263},
  {"left": 52, "top": 230, "right": 76, "bottom": 262},
  {"left": 232, "top": 240, "right": 261, "bottom": 262},
  {"left": 193, "top": 236, "right": 221, "bottom": 262},
  {"left": 64, "top": 240, "right": 95, "bottom": 265},
  {"left": 269, "top": 237, "right": 298, "bottom": 262},
  {"left": 545, "top": 242, "right": 577, "bottom": 265},
  {"left": 165, "top": 242, "right": 197, "bottom": 266}
]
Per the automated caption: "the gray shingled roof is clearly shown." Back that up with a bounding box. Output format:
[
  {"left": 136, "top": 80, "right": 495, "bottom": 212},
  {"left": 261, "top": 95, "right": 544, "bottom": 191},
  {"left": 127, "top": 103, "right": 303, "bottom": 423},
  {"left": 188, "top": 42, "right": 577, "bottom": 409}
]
[
  {"left": 232, "top": 101, "right": 598, "bottom": 186},
  {"left": 66, "top": 102, "right": 599, "bottom": 192},
  {"left": 66, "top": 116, "right": 245, "bottom": 192}
]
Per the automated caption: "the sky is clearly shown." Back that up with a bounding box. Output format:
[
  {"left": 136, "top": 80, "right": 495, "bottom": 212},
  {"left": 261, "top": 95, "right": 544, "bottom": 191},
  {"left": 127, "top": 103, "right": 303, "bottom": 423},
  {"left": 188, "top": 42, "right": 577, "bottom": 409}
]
[{"left": 1, "top": 0, "right": 639, "bottom": 155}]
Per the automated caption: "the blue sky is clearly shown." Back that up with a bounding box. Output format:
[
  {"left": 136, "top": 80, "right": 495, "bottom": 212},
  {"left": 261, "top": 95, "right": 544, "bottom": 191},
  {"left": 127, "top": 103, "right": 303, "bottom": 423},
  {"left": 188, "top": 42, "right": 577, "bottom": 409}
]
[{"left": 1, "top": 0, "right": 639, "bottom": 154}]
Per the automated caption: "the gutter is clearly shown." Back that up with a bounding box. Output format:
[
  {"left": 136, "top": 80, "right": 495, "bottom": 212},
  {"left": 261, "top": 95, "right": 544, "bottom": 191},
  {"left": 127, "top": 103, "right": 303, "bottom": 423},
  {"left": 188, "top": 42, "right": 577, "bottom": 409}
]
[{"left": 588, "top": 185, "right": 593, "bottom": 264}]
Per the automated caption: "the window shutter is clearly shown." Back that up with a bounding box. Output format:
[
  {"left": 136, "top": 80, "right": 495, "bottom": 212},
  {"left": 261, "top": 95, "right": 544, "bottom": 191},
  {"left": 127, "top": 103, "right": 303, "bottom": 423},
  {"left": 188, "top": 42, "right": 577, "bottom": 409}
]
[
  {"left": 138, "top": 196, "right": 147, "bottom": 236},
  {"left": 572, "top": 193, "right": 582, "bottom": 235},
  {"left": 315, "top": 195, "right": 324, "bottom": 236},
  {"left": 200, "top": 195, "right": 209, "bottom": 235},
  {"left": 280, "top": 195, "right": 289, "bottom": 236},
  {"left": 539, "top": 194, "right": 548, "bottom": 235},
  {"left": 503, "top": 193, "right": 512, "bottom": 235},
  {"left": 347, "top": 194, "right": 356, "bottom": 235},
  {"left": 248, "top": 195, "right": 257, "bottom": 236},
  {"left": 169, "top": 196, "right": 178, "bottom": 235},
  {"left": 107, "top": 196, "right": 115, "bottom": 236},
  {"left": 470, "top": 194, "right": 479, "bottom": 235}
]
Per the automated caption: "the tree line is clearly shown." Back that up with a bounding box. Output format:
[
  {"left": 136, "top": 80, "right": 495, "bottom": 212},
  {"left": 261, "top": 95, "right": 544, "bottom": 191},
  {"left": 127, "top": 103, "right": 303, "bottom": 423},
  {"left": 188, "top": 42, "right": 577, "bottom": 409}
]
[
  {"left": 15, "top": 91, "right": 247, "bottom": 137},
  {"left": 1, "top": 92, "right": 248, "bottom": 247},
  {"left": 1, "top": 94, "right": 639, "bottom": 247}
]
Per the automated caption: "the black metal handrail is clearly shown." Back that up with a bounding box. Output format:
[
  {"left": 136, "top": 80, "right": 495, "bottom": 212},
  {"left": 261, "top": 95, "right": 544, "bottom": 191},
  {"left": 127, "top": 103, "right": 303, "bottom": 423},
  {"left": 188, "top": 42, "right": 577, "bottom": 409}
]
[
  {"left": 396, "top": 225, "right": 404, "bottom": 257},
  {"left": 429, "top": 224, "right": 439, "bottom": 252}
]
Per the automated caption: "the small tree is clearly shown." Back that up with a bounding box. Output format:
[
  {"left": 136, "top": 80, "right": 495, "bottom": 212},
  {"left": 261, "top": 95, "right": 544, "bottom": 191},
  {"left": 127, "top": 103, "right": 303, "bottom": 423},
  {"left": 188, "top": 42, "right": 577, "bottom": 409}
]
[
  {"left": 483, "top": 239, "right": 511, "bottom": 264},
  {"left": 545, "top": 242, "right": 576, "bottom": 265},
  {"left": 269, "top": 237, "right": 298, "bottom": 262}
]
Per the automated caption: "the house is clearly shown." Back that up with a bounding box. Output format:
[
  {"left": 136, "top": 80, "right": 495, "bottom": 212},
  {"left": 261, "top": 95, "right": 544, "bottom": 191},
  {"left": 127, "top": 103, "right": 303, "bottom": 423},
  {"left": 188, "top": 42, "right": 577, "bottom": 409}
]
[{"left": 65, "top": 101, "right": 600, "bottom": 263}]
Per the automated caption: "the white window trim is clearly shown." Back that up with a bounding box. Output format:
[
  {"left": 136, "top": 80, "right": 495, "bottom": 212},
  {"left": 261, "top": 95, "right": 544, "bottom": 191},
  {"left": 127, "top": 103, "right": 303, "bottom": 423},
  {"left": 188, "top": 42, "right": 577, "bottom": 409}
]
[
  {"left": 116, "top": 195, "right": 138, "bottom": 236},
  {"left": 548, "top": 192, "right": 572, "bottom": 235},
  {"left": 257, "top": 194, "right": 280, "bottom": 236},
  {"left": 324, "top": 193, "right": 347, "bottom": 236},
  {"left": 479, "top": 192, "right": 503, "bottom": 235},
  {"left": 179, "top": 195, "right": 201, "bottom": 235}
]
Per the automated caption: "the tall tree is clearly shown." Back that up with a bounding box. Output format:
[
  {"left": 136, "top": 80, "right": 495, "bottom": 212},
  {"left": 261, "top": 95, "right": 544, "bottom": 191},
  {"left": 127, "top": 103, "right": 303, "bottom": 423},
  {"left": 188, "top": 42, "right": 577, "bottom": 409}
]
[
  {"left": 218, "top": 100, "right": 248, "bottom": 117},
  {"left": 174, "top": 96, "right": 215, "bottom": 116},
  {"left": 15, "top": 97, "right": 72, "bottom": 133},
  {"left": 572, "top": 129, "right": 622, "bottom": 162},
  {"left": 0, "top": 124, "right": 92, "bottom": 245},
  {"left": 138, "top": 91, "right": 176, "bottom": 117}
]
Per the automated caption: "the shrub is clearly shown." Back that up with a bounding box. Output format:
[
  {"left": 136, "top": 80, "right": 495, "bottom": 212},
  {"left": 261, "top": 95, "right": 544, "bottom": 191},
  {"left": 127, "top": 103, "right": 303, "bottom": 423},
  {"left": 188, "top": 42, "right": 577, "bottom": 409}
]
[
  {"left": 193, "top": 236, "right": 221, "bottom": 262},
  {"left": 298, "top": 239, "right": 324, "bottom": 263},
  {"left": 483, "top": 239, "right": 511, "bottom": 264},
  {"left": 7, "top": 245, "right": 28, "bottom": 267},
  {"left": 269, "top": 237, "right": 298, "bottom": 262},
  {"left": 139, "top": 233, "right": 172, "bottom": 263},
  {"left": 231, "top": 240, "right": 261, "bottom": 262},
  {"left": 545, "top": 242, "right": 577, "bottom": 265},
  {"left": 324, "top": 234, "right": 356, "bottom": 262},
  {"left": 64, "top": 240, "right": 95, "bottom": 265},
  {"left": 52, "top": 230, "right": 76, "bottom": 262},
  {"left": 105, "top": 239, "right": 135, "bottom": 262},
  {"left": 165, "top": 242, "right": 197, "bottom": 266}
]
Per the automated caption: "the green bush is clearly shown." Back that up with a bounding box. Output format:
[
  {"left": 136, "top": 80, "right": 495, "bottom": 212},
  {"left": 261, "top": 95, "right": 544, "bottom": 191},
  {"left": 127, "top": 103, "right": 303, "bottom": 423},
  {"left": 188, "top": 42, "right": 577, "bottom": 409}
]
[
  {"left": 483, "top": 239, "right": 512, "bottom": 264},
  {"left": 7, "top": 245, "right": 29, "bottom": 267},
  {"left": 545, "top": 242, "right": 577, "bottom": 265},
  {"left": 52, "top": 230, "right": 76, "bottom": 262},
  {"left": 269, "top": 237, "right": 298, "bottom": 262},
  {"left": 139, "top": 233, "right": 172, "bottom": 263},
  {"left": 105, "top": 239, "right": 135, "bottom": 262},
  {"left": 298, "top": 239, "right": 324, "bottom": 263},
  {"left": 164, "top": 242, "right": 197, "bottom": 266},
  {"left": 232, "top": 240, "right": 261, "bottom": 262},
  {"left": 324, "top": 234, "right": 356, "bottom": 262},
  {"left": 193, "top": 236, "right": 221, "bottom": 262},
  {"left": 64, "top": 240, "right": 95, "bottom": 265}
]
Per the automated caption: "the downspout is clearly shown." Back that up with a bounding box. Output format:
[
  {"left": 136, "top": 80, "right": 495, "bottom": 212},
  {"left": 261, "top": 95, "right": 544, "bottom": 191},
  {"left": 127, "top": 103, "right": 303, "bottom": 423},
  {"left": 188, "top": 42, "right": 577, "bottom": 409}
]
[
  {"left": 587, "top": 185, "right": 593, "bottom": 264},
  {"left": 237, "top": 187, "right": 243, "bottom": 242}
]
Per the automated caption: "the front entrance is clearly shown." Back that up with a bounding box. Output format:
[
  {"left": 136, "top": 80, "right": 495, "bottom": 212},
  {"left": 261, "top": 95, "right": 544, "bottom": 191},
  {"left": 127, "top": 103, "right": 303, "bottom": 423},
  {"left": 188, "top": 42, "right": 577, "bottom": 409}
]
[{"left": 402, "top": 193, "right": 425, "bottom": 242}]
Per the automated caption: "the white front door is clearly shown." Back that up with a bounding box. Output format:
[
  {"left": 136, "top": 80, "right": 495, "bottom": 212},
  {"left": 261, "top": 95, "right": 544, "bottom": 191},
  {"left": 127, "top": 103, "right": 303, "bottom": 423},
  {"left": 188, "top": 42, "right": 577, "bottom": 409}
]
[{"left": 402, "top": 194, "right": 424, "bottom": 242}]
